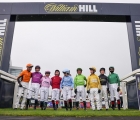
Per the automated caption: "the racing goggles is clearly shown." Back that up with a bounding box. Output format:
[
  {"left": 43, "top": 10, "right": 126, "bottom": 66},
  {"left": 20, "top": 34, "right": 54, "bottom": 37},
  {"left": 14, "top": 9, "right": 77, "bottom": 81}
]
[
  {"left": 45, "top": 72, "right": 50, "bottom": 74},
  {"left": 63, "top": 72, "right": 68, "bottom": 74}
]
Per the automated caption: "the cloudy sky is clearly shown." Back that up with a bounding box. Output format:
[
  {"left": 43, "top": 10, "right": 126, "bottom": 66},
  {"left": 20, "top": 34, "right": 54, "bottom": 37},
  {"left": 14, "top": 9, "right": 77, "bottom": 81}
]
[
  {"left": 11, "top": 21, "right": 132, "bottom": 78},
  {"left": 1, "top": 0, "right": 140, "bottom": 3}
]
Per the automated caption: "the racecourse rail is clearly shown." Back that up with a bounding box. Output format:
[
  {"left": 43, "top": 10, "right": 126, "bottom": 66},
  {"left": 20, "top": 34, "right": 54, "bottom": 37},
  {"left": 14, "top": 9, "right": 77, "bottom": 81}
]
[{"left": 0, "top": 69, "right": 140, "bottom": 110}]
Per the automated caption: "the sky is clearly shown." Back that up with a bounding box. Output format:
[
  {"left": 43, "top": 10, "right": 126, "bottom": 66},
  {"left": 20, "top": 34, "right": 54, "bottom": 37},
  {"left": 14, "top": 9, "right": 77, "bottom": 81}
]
[
  {"left": 1, "top": 0, "right": 140, "bottom": 3},
  {"left": 11, "top": 22, "right": 132, "bottom": 78}
]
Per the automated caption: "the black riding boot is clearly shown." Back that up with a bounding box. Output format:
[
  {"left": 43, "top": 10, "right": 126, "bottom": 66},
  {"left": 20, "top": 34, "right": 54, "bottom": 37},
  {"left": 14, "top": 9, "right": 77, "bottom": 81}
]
[
  {"left": 69, "top": 101, "right": 72, "bottom": 111},
  {"left": 111, "top": 101, "right": 115, "bottom": 110},
  {"left": 40, "top": 101, "right": 44, "bottom": 110},
  {"left": 34, "top": 100, "right": 38, "bottom": 110},
  {"left": 64, "top": 101, "right": 68, "bottom": 111},
  {"left": 25, "top": 99, "right": 30, "bottom": 110},
  {"left": 76, "top": 101, "right": 79, "bottom": 110},
  {"left": 53, "top": 103, "right": 56, "bottom": 110},
  {"left": 83, "top": 101, "right": 86, "bottom": 110},
  {"left": 117, "top": 100, "right": 121, "bottom": 110},
  {"left": 52, "top": 100, "right": 56, "bottom": 110},
  {"left": 44, "top": 102, "right": 47, "bottom": 110}
]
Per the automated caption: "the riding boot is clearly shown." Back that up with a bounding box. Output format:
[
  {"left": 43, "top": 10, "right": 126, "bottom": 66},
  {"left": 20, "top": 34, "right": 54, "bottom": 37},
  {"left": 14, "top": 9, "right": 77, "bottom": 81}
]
[
  {"left": 111, "top": 101, "right": 115, "bottom": 110},
  {"left": 25, "top": 99, "right": 30, "bottom": 110},
  {"left": 83, "top": 101, "right": 86, "bottom": 110},
  {"left": 117, "top": 100, "right": 121, "bottom": 110},
  {"left": 40, "top": 101, "right": 44, "bottom": 110},
  {"left": 52, "top": 100, "right": 56, "bottom": 110},
  {"left": 64, "top": 101, "right": 68, "bottom": 111},
  {"left": 34, "top": 99, "right": 38, "bottom": 110},
  {"left": 55, "top": 101, "right": 59, "bottom": 110},
  {"left": 76, "top": 101, "right": 79, "bottom": 110},
  {"left": 44, "top": 102, "right": 47, "bottom": 110},
  {"left": 69, "top": 99, "right": 72, "bottom": 111},
  {"left": 53, "top": 103, "right": 56, "bottom": 110}
]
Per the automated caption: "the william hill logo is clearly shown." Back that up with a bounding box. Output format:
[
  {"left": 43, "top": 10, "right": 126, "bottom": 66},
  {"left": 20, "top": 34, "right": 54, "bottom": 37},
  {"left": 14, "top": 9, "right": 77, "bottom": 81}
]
[
  {"left": 0, "top": 37, "right": 4, "bottom": 55},
  {"left": 0, "top": 19, "right": 8, "bottom": 66},
  {"left": 44, "top": 3, "right": 98, "bottom": 13},
  {"left": 135, "top": 21, "right": 140, "bottom": 41},
  {"left": 0, "top": 19, "right": 7, "bottom": 36}
]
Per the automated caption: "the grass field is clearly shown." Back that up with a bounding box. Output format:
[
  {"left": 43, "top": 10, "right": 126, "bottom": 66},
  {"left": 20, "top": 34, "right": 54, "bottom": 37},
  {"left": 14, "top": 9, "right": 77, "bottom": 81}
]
[{"left": 0, "top": 108, "right": 140, "bottom": 117}]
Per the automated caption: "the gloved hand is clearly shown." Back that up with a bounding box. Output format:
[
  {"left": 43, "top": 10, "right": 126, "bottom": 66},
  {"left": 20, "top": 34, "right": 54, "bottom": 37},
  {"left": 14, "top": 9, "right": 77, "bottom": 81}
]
[
  {"left": 98, "top": 89, "right": 101, "bottom": 93},
  {"left": 19, "top": 83, "right": 22, "bottom": 87},
  {"left": 74, "top": 89, "right": 77, "bottom": 94},
  {"left": 117, "top": 87, "right": 120, "bottom": 92},
  {"left": 84, "top": 85, "right": 87, "bottom": 87},
  {"left": 87, "top": 90, "right": 90, "bottom": 94},
  {"left": 61, "top": 95, "right": 63, "bottom": 98},
  {"left": 17, "top": 79, "right": 22, "bottom": 87},
  {"left": 107, "top": 88, "right": 110, "bottom": 93}
]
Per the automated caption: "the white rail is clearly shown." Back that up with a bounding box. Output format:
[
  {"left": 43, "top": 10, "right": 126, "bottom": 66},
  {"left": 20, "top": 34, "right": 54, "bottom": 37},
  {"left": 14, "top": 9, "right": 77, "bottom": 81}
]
[
  {"left": 120, "top": 69, "right": 140, "bottom": 82},
  {"left": 120, "top": 69, "right": 140, "bottom": 110},
  {"left": 0, "top": 70, "right": 17, "bottom": 81},
  {"left": 0, "top": 70, "right": 18, "bottom": 108}
]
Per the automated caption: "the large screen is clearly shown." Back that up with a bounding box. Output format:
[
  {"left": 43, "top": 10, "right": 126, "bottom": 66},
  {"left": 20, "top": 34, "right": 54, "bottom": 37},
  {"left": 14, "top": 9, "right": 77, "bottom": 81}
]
[{"left": 11, "top": 22, "right": 132, "bottom": 78}]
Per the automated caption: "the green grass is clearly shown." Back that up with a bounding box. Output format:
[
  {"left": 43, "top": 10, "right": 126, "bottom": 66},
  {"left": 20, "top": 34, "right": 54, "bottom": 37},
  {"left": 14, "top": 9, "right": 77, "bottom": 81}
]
[{"left": 0, "top": 108, "right": 139, "bottom": 117}]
